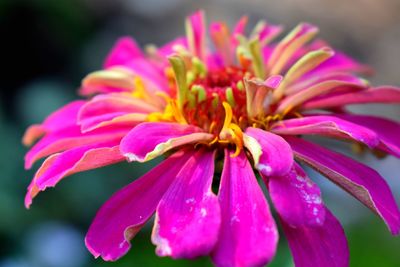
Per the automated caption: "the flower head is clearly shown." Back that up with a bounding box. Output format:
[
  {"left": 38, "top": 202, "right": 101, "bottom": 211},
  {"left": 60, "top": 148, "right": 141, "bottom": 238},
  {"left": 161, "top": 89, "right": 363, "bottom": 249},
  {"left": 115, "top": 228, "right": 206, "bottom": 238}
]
[{"left": 24, "top": 10, "right": 400, "bottom": 267}]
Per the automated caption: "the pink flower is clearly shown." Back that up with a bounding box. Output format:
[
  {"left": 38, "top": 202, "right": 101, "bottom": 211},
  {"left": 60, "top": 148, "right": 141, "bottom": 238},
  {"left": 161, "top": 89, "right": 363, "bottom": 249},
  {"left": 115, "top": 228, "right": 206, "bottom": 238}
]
[{"left": 24, "top": 10, "right": 400, "bottom": 267}]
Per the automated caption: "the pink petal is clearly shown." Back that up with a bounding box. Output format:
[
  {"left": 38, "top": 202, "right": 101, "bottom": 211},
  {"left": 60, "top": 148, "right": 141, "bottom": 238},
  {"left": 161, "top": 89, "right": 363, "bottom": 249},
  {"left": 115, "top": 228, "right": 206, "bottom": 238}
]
[
  {"left": 78, "top": 93, "right": 157, "bottom": 132},
  {"left": 24, "top": 126, "right": 128, "bottom": 169},
  {"left": 211, "top": 150, "right": 278, "bottom": 267},
  {"left": 286, "top": 136, "right": 400, "bottom": 234},
  {"left": 120, "top": 122, "right": 213, "bottom": 162},
  {"left": 210, "top": 22, "right": 232, "bottom": 65},
  {"left": 271, "top": 115, "right": 379, "bottom": 148},
  {"left": 276, "top": 79, "right": 366, "bottom": 114},
  {"left": 267, "top": 23, "right": 319, "bottom": 75},
  {"left": 267, "top": 163, "right": 325, "bottom": 227},
  {"left": 83, "top": 113, "right": 148, "bottom": 133},
  {"left": 25, "top": 140, "right": 124, "bottom": 208},
  {"left": 187, "top": 10, "right": 206, "bottom": 60},
  {"left": 258, "top": 24, "right": 283, "bottom": 44},
  {"left": 281, "top": 208, "right": 349, "bottom": 267},
  {"left": 23, "top": 125, "right": 46, "bottom": 147},
  {"left": 156, "top": 37, "right": 188, "bottom": 58},
  {"left": 122, "top": 58, "right": 168, "bottom": 92},
  {"left": 85, "top": 151, "right": 193, "bottom": 261},
  {"left": 23, "top": 100, "right": 85, "bottom": 145},
  {"left": 231, "top": 16, "right": 248, "bottom": 47},
  {"left": 334, "top": 114, "right": 400, "bottom": 157},
  {"left": 309, "top": 44, "right": 373, "bottom": 75},
  {"left": 244, "top": 127, "right": 293, "bottom": 176},
  {"left": 303, "top": 86, "right": 400, "bottom": 110},
  {"left": 152, "top": 149, "right": 220, "bottom": 258},
  {"left": 285, "top": 72, "right": 366, "bottom": 96},
  {"left": 104, "top": 37, "right": 144, "bottom": 68}
]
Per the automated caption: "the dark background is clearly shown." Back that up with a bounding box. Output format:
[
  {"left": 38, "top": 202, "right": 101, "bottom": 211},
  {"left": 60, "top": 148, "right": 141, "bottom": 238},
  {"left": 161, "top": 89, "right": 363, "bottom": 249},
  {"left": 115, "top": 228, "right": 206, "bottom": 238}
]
[{"left": 1, "top": 0, "right": 399, "bottom": 266}]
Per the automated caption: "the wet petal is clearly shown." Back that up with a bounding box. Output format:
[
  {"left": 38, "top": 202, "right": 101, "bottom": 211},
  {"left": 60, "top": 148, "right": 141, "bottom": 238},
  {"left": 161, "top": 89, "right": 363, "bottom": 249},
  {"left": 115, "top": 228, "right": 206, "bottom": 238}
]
[
  {"left": 120, "top": 122, "right": 213, "bottom": 162},
  {"left": 271, "top": 115, "right": 379, "bottom": 148},
  {"left": 244, "top": 127, "right": 293, "bottom": 176},
  {"left": 268, "top": 163, "right": 325, "bottom": 226},
  {"left": 211, "top": 150, "right": 278, "bottom": 267},
  {"left": 85, "top": 151, "right": 193, "bottom": 261},
  {"left": 152, "top": 149, "right": 220, "bottom": 258},
  {"left": 281, "top": 208, "right": 349, "bottom": 267},
  {"left": 303, "top": 86, "right": 400, "bottom": 110},
  {"left": 286, "top": 136, "right": 400, "bottom": 234},
  {"left": 25, "top": 140, "right": 124, "bottom": 208},
  {"left": 334, "top": 114, "right": 400, "bottom": 157}
]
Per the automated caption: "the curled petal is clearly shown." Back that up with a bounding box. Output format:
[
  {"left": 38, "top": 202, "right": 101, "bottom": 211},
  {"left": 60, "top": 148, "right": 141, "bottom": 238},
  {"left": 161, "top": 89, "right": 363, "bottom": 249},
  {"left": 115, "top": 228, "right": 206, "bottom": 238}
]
[
  {"left": 271, "top": 115, "right": 379, "bottom": 148},
  {"left": 152, "top": 149, "right": 220, "bottom": 258},
  {"left": 25, "top": 141, "right": 124, "bottom": 208},
  {"left": 281, "top": 208, "right": 349, "bottom": 267},
  {"left": 267, "top": 163, "right": 325, "bottom": 227},
  {"left": 244, "top": 127, "right": 293, "bottom": 176},
  {"left": 85, "top": 151, "right": 193, "bottom": 261},
  {"left": 212, "top": 150, "right": 278, "bottom": 267},
  {"left": 120, "top": 122, "right": 213, "bottom": 162},
  {"left": 287, "top": 136, "right": 400, "bottom": 234},
  {"left": 245, "top": 76, "right": 281, "bottom": 118}
]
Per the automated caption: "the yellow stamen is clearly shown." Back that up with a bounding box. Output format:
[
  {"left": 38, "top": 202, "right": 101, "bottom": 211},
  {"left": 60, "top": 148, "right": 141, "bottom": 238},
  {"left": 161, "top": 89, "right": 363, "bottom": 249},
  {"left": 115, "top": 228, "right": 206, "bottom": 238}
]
[
  {"left": 155, "top": 91, "right": 172, "bottom": 102},
  {"left": 219, "top": 102, "right": 244, "bottom": 157},
  {"left": 209, "top": 121, "right": 217, "bottom": 133},
  {"left": 208, "top": 136, "right": 219, "bottom": 146},
  {"left": 132, "top": 76, "right": 147, "bottom": 99},
  {"left": 221, "top": 102, "right": 233, "bottom": 131},
  {"left": 146, "top": 100, "right": 187, "bottom": 124},
  {"left": 169, "top": 100, "right": 188, "bottom": 124}
]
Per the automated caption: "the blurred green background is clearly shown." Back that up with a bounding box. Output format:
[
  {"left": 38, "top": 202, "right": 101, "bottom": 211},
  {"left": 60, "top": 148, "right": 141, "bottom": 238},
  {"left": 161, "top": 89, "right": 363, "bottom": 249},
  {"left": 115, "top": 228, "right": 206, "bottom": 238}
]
[{"left": 0, "top": 0, "right": 399, "bottom": 266}]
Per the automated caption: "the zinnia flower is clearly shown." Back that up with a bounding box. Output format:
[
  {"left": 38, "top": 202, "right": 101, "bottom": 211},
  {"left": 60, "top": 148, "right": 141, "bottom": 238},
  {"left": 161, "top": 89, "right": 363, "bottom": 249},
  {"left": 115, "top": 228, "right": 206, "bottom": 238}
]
[{"left": 24, "top": 10, "right": 400, "bottom": 267}]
